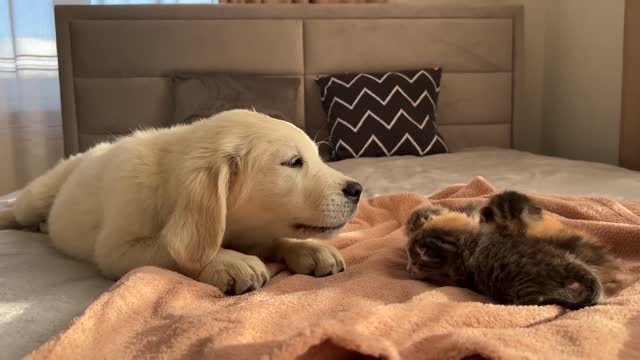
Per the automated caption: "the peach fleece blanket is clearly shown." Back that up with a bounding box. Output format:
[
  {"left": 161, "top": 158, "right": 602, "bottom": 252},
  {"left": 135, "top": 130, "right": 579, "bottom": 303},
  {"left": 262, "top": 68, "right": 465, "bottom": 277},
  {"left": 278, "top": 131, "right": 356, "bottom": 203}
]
[{"left": 27, "top": 177, "right": 640, "bottom": 360}]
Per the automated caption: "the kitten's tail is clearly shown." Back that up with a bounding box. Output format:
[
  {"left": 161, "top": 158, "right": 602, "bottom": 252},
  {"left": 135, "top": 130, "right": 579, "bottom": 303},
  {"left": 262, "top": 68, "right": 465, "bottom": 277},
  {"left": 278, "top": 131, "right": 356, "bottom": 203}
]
[{"left": 546, "top": 265, "right": 603, "bottom": 310}]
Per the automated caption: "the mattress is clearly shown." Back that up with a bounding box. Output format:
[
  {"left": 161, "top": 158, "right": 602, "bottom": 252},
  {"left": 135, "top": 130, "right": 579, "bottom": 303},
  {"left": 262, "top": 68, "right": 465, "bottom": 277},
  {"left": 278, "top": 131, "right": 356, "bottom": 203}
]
[
  {"left": 2, "top": 148, "right": 640, "bottom": 359},
  {"left": 331, "top": 147, "right": 640, "bottom": 200}
]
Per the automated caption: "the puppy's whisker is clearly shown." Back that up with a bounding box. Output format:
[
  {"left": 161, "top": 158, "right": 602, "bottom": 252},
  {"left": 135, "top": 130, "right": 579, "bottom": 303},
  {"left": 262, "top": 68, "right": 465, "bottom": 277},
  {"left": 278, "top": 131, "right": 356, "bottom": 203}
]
[
  {"left": 312, "top": 129, "right": 322, "bottom": 143},
  {"left": 320, "top": 135, "right": 335, "bottom": 145}
]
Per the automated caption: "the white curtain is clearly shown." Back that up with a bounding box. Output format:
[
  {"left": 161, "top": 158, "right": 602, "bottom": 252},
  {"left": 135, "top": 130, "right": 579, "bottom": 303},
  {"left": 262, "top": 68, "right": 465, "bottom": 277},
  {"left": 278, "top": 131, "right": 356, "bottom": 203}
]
[
  {"left": 0, "top": 0, "right": 217, "bottom": 194},
  {"left": 1, "top": 0, "right": 60, "bottom": 195}
]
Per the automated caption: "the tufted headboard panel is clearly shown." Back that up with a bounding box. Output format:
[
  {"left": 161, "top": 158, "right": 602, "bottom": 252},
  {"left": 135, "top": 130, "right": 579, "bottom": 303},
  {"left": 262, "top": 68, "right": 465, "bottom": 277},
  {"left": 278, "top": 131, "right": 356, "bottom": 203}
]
[{"left": 54, "top": 3, "right": 523, "bottom": 156}]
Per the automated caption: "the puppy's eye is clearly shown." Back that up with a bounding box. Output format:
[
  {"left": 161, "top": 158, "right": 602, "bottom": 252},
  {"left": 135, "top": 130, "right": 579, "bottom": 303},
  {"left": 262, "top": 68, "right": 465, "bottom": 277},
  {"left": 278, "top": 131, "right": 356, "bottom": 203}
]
[{"left": 282, "top": 156, "right": 303, "bottom": 168}]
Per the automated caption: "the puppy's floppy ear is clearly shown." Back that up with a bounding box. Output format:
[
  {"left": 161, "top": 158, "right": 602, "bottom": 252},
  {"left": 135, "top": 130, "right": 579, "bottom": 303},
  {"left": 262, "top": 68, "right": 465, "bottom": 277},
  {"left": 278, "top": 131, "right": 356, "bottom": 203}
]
[{"left": 162, "top": 160, "right": 233, "bottom": 277}]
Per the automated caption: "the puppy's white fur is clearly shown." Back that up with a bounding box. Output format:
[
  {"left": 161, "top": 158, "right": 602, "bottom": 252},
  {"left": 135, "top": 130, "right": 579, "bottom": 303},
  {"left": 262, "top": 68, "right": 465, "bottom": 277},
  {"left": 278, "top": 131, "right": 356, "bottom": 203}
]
[{"left": 0, "top": 110, "right": 360, "bottom": 294}]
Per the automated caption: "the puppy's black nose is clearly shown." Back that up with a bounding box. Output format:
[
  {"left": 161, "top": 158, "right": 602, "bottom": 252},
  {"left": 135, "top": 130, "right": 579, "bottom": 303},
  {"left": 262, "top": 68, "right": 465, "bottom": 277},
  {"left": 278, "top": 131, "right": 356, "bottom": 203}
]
[{"left": 342, "top": 181, "right": 363, "bottom": 201}]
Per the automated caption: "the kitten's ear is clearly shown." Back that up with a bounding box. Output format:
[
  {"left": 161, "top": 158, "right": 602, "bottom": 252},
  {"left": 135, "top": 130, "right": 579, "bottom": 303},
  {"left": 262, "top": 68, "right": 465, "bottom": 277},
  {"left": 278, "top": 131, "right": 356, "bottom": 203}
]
[{"left": 480, "top": 206, "right": 495, "bottom": 224}]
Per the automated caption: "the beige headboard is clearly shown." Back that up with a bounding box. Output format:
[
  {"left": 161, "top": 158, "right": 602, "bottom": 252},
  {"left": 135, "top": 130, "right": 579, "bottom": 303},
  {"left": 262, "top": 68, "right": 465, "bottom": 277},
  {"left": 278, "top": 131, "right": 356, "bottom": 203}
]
[{"left": 54, "top": 3, "right": 523, "bottom": 157}]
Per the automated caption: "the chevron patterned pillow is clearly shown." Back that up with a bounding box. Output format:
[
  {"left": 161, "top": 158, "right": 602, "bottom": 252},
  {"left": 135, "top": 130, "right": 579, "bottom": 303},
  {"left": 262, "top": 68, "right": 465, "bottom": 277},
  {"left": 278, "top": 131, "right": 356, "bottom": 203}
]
[{"left": 315, "top": 68, "right": 448, "bottom": 161}]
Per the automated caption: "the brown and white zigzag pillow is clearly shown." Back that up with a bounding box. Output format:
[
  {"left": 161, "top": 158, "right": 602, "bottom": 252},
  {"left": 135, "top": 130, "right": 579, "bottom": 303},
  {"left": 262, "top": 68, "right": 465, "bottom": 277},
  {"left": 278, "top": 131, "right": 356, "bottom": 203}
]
[{"left": 315, "top": 68, "right": 448, "bottom": 161}]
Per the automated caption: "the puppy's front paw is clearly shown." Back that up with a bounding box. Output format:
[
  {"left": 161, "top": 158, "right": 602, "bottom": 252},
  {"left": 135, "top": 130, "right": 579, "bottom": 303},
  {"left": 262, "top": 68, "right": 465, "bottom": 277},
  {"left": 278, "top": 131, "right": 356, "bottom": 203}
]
[
  {"left": 197, "top": 249, "right": 270, "bottom": 295},
  {"left": 281, "top": 240, "right": 345, "bottom": 277}
]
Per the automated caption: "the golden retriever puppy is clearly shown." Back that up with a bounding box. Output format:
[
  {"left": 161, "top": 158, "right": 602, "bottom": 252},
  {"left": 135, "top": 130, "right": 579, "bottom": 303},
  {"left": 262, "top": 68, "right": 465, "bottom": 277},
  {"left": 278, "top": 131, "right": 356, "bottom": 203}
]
[{"left": 0, "top": 110, "right": 362, "bottom": 295}]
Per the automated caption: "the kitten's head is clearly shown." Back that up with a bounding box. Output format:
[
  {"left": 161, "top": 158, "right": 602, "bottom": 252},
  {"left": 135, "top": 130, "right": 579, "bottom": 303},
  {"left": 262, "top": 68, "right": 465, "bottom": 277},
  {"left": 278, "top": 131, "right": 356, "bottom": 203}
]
[
  {"left": 405, "top": 206, "right": 476, "bottom": 285},
  {"left": 406, "top": 228, "right": 461, "bottom": 285}
]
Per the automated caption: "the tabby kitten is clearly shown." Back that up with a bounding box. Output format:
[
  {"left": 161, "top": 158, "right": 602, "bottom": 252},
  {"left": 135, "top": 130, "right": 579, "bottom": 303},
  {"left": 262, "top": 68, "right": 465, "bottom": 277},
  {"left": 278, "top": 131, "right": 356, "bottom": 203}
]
[
  {"left": 405, "top": 191, "right": 625, "bottom": 309},
  {"left": 480, "top": 191, "right": 627, "bottom": 296}
]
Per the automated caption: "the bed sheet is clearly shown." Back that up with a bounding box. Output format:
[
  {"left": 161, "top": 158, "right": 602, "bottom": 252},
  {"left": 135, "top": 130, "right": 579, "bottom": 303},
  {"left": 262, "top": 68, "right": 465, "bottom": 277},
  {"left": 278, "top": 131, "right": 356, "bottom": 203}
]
[
  {"left": 331, "top": 147, "right": 640, "bottom": 200},
  {"left": 0, "top": 196, "right": 113, "bottom": 360},
  {"left": 2, "top": 147, "right": 640, "bottom": 359}
]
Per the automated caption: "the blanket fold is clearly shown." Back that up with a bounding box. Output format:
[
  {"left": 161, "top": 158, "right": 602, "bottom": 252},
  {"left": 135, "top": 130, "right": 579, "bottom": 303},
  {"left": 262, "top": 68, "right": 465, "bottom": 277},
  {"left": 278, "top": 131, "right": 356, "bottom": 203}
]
[{"left": 27, "top": 177, "right": 640, "bottom": 360}]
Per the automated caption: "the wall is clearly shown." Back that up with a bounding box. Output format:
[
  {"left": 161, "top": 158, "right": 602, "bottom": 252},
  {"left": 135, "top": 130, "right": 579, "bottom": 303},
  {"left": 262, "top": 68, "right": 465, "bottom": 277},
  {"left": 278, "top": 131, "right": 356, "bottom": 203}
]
[
  {"left": 394, "top": 0, "right": 547, "bottom": 154},
  {"left": 0, "top": 1, "right": 627, "bottom": 194},
  {"left": 394, "top": 0, "right": 626, "bottom": 165},
  {"left": 620, "top": 0, "right": 640, "bottom": 170},
  {"left": 543, "top": 0, "right": 625, "bottom": 164}
]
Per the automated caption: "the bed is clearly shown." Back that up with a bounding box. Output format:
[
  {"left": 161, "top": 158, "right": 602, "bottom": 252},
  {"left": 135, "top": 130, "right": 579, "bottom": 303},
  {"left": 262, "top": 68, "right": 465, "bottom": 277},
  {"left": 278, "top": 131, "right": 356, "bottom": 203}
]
[{"left": 2, "top": 3, "right": 640, "bottom": 359}]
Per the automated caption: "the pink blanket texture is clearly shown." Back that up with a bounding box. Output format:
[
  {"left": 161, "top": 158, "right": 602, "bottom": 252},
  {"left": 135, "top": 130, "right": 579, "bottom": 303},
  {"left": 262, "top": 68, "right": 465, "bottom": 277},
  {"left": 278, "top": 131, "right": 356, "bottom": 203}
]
[{"left": 27, "top": 177, "right": 640, "bottom": 360}]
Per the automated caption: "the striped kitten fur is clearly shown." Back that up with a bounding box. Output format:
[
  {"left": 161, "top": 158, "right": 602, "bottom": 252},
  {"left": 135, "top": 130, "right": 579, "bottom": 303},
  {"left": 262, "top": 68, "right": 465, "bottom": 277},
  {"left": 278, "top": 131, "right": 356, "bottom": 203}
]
[{"left": 405, "top": 191, "right": 626, "bottom": 310}]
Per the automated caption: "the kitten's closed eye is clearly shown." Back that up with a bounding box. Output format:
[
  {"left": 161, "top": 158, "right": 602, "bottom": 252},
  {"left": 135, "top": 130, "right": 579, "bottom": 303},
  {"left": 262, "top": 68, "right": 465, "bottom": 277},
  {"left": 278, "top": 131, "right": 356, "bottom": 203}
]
[
  {"left": 414, "top": 248, "right": 444, "bottom": 269},
  {"left": 410, "top": 234, "right": 457, "bottom": 269},
  {"left": 417, "top": 245, "right": 438, "bottom": 259}
]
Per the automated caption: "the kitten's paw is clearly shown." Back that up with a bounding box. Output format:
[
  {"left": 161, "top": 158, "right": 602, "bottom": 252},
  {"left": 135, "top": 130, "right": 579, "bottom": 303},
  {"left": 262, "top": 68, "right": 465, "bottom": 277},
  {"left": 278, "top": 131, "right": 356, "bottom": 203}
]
[
  {"left": 280, "top": 240, "right": 345, "bottom": 277},
  {"left": 486, "top": 191, "right": 540, "bottom": 221},
  {"left": 481, "top": 191, "right": 542, "bottom": 237},
  {"left": 407, "top": 205, "right": 445, "bottom": 234},
  {"left": 197, "top": 249, "right": 270, "bottom": 295}
]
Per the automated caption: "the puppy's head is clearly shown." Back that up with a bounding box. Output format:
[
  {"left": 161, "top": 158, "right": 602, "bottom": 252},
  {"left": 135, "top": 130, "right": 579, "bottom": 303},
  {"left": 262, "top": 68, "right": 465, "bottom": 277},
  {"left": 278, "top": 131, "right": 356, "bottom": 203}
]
[
  {"left": 164, "top": 110, "right": 361, "bottom": 275},
  {"left": 212, "top": 110, "right": 362, "bottom": 240}
]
